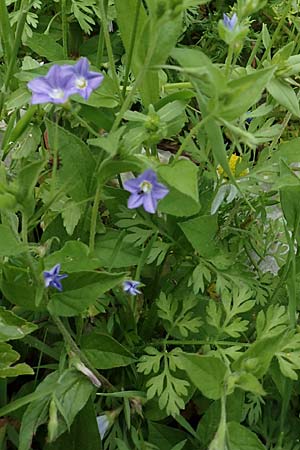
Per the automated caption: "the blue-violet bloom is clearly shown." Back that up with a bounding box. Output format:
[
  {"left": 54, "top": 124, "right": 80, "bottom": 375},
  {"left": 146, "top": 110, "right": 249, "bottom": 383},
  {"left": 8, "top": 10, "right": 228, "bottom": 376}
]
[
  {"left": 123, "top": 280, "right": 141, "bottom": 296},
  {"left": 97, "top": 415, "right": 110, "bottom": 440},
  {"left": 64, "top": 57, "right": 104, "bottom": 100},
  {"left": 123, "top": 169, "right": 169, "bottom": 214},
  {"left": 43, "top": 264, "right": 68, "bottom": 291},
  {"left": 27, "top": 65, "right": 77, "bottom": 105},
  {"left": 223, "top": 12, "right": 238, "bottom": 31}
]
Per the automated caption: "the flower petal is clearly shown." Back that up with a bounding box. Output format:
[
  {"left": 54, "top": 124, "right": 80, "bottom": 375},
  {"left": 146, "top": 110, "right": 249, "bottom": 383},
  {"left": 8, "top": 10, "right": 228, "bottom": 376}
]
[
  {"left": 127, "top": 193, "right": 144, "bottom": 209},
  {"left": 142, "top": 194, "right": 157, "bottom": 214},
  {"left": 152, "top": 182, "right": 169, "bottom": 200},
  {"left": 123, "top": 178, "right": 140, "bottom": 193}
]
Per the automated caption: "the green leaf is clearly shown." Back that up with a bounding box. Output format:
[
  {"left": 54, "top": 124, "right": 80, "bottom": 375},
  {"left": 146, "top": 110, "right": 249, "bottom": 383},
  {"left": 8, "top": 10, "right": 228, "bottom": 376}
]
[
  {"left": 1, "top": 263, "right": 42, "bottom": 311},
  {"left": 46, "top": 120, "right": 95, "bottom": 203},
  {"left": 81, "top": 332, "right": 135, "bottom": 369},
  {"left": 149, "top": 422, "right": 189, "bottom": 450},
  {"left": 233, "top": 372, "right": 266, "bottom": 396},
  {"left": 0, "top": 225, "right": 25, "bottom": 256},
  {"left": 61, "top": 200, "right": 82, "bottom": 236},
  {"left": 178, "top": 353, "right": 227, "bottom": 400},
  {"left": 0, "top": 307, "right": 37, "bottom": 342},
  {"left": 11, "top": 125, "right": 41, "bottom": 160},
  {"left": 0, "top": 342, "right": 33, "bottom": 378},
  {"left": 45, "top": 241, "right": 102, "bottom": 273},
  {"left": 15, "top": 158, "right": 46, "bottom": 216},
  {"left": 6, "top": 87, "right": 31, "bottom": 109},
  {"left": 94, "top": 231, "right": 141, "bottom": 268},
  {"left": 171, "top": 47, "right": 226, "bottom": 96},
  {"left": 0, "top": 363, "right": 33, "bottom": 377},
  {"left": 179, "top": 215, "right": 219, "bottom": 257},
  {"left": 158, "top": 159, "right": 200, "bottom": 217},
  {"left": 25, "top": 33, "right": 65, "bottom": 61},
  {"left": 233, "top": 333, "right": 285, "bottom": 378},
  {"left": 267, "top": 78, "right": 300, "bottom": 117},
  {"left": 227, "top": 422, "right": 266, "bottom": 450},
  {"left": 219, "top": 67, "right": 275, "bottom": 121},
  {"left": 19, "top": 370, "right": 94, "bottom": 450},
  {"left": 47, "top": 271, "right": 125, "bottom": 316}
]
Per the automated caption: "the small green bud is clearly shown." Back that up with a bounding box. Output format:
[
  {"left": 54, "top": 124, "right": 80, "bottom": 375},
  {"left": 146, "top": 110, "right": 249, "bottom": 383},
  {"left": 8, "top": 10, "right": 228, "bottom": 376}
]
[{"left": 47, "top": 399, "right": 58, "bottom": 443}]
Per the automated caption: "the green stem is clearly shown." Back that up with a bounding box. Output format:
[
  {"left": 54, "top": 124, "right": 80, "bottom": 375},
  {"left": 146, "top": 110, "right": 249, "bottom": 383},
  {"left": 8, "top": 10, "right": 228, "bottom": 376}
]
[
  {"left": 21, "top": 213, "right": 28, "bottom": 244},
  {"left": 51, "top": 314, "right": 113, "bottom": 390},
  {"left": 0, "top": 0, "right": 13, "bottom": 66},
  {"left": 3, "top": 0, "right": 30, "bottom": 92},
  {"left": 111, "top": 29, "right": 159, "bottom": 132},
  {"left": 50, "top": 113, "right": 60, "bottom": 199},
  {"left": 259, "top": 0, "right": 293, "bottom": 66},
  {"left": 61, "top": 0, "right": 68, "bottom": 58},
  {"left": 225, "top": 45, "right": 234, "bottom": 78},
  {"left": 154, "top": 339, "right": 251, "bottom": 347},
  {"left": 95, "top": 19, "right": 105, "bottom": 67},
  {"left": 122, "top": 0, "right": 141, "bottom": 98},
  {"left": 98, "top": 0, "right": 121, "bottom": 101},
  {"left": 209, "top": 392, "right": 227, "bottom": 450},
  {"left": 89, "top": 184, "right": 101, "bottom": 253},
  {"left": 163, "top": 81, "right": 193, "bottom": 91}
]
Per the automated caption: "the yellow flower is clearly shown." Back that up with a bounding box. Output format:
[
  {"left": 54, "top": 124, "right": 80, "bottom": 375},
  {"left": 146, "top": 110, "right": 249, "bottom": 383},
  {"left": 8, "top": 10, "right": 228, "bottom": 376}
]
[{"left": 217, "top": 154, "right": 249, "bottom": 178}]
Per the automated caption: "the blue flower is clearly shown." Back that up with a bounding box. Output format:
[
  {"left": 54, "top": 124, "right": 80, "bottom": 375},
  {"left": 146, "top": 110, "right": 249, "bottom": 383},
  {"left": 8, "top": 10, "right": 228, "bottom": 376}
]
[
  {"left": 64, "top": 57, "right": 104, "bottom": 100},
  {"left": 223, "top": 13, "right": 238, "bottom": 31},
  {"left": 96, "top": 415, "right": 110, "bottom": 440},
  {"left": 27, "top": 58, "right": 104, "bottom": 104},
  {"left": 123, "top": 169, "right": 169, "bottom": 214},
  {"left": 123, "top": 280, "right": 141, "bottom": 296},
  {"left": 43, "top": 264, "right": 68, "bottom": 291},
  {"left": 27, "top": 65, "right": 77, "bottom": 105}
]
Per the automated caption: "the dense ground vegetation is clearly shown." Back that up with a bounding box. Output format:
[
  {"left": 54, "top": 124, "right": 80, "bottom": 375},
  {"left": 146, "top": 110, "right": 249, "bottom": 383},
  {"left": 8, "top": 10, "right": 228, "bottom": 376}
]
[{"left": 2, "top": 0, "right": 300, "bottom": 449}]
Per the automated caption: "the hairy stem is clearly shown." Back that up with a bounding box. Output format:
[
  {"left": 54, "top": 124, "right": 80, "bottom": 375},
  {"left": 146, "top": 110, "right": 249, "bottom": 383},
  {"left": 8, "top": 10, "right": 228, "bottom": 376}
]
[
  {"left": 51, "top": 314, "right": 113, "bottom": 390},
  {"left": 61, "top": 0, "right": 68, "bottom": 58},
  {"left": 98, "top": 0, "right": 121, "bottom": 101}
]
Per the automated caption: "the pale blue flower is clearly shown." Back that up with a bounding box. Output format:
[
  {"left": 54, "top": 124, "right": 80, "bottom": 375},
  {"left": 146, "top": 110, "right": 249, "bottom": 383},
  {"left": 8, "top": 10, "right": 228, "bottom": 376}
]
[
  {"left": 223, "top": 13, "right": 238, "bottom": 31},
  {"left": 63, "top": 57, "right": 104, "bottom": 100},
  {"left": 123, "top": 169, "right": 169, "bottom": 214},
  {"left": 27, "top": 65, "right": 77, "bottom": 104},
  {"left": 97, "top": 415, "right": 110, "bottom": 440}
]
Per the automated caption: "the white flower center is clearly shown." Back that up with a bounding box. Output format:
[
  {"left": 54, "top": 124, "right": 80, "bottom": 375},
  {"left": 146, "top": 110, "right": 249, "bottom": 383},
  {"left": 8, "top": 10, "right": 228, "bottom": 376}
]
[
  {"left": 140, "top": 181, "right": 152, "bottom": 194},
  {"left": 75, "top": 77, "right": 88, "bottom": 89},
  {"left": 50, "top": 88, "right": 65, "bottom": 99}
]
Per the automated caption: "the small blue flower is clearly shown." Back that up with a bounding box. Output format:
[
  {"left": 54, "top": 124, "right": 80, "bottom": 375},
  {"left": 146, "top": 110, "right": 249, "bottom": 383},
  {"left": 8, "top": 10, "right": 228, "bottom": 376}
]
[
  {"left": 64, "top": 57, "right": 104, "bottom": 100},
  {"left": 123, "top": 169, "right": 169, "bottom": 214},
  {"left": 96, "top": 415, "right": 110, "bottom": 440},
  {"left": 123, "top": 280, "right": 141, "bottom": 296},
  {"left": 27, "top": 65, "right": 77, "bottom": 105},
  {"left": 43, "top": 264, "right": 68, "bottom": 291},
  {"left": 223, "top": 13, "right": 238, "bottom": 31}
]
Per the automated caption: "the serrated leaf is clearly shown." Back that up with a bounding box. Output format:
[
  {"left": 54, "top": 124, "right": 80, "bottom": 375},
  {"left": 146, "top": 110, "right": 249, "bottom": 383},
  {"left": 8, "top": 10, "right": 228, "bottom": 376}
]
[{"left": 61, "top": 200, "right": 82, "bottom": 235}]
